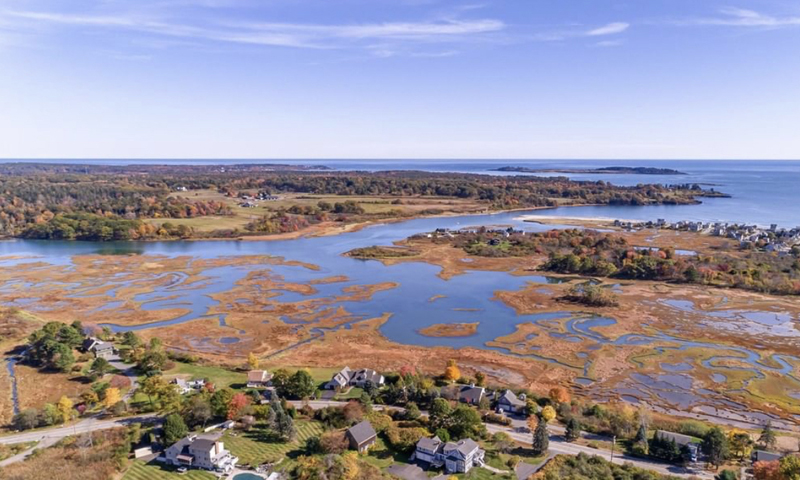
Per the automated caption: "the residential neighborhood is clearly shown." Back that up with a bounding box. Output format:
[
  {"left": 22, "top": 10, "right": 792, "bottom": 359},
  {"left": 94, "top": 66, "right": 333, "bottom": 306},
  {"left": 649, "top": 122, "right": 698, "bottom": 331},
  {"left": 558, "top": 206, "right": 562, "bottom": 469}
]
[
  {"left": 614, "top": 219, "right": 800, "bottom": 253},
  {"left": 2, "top": 327, "right": 795, "bottom": 480}
]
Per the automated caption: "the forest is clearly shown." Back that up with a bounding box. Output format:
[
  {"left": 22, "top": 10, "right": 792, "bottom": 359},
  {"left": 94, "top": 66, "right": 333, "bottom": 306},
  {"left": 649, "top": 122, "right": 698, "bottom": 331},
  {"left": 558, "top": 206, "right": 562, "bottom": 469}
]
[
  {"left": 439, "top": 228, "right": 800, "bottom": 296},
  {"left": 0, "top": 163, "right": 720, "bottom": 241}
]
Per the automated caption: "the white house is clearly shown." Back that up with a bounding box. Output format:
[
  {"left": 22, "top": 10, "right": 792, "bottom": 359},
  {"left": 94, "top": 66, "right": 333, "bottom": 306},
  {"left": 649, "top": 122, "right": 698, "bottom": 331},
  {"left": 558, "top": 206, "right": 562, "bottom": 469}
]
[
  {"left": 414, "top": 436, "right": 485, "bottom": 474},
  {"left": 325, "top": 367, "right": 384, "bottom": 390},
  {"left": 164, "top": 434, "right": 238, "bottom": 473}
]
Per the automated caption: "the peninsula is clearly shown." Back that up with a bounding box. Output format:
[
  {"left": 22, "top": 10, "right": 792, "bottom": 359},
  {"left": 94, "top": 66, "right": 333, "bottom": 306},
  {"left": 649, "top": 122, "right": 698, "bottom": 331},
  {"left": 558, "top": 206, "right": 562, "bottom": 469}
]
[{"left": 492, "top": 166, "right": 688, "bottom": 175}]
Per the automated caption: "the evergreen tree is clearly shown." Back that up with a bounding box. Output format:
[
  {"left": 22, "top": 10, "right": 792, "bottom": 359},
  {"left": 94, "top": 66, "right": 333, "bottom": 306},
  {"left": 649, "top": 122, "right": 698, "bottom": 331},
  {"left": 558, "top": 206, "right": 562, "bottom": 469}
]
[
  {"left": 759, "top": 422, "right": 777, "bottom": 450},
  {"left": 702, "top": 427, "right": 729, "bottom": 468},
  {"left": 565, "top": 417, "right": 581, "bottom": 442},
  {"left": 164, "top": 413, "right": 188, "bottom": 445},
  {"left": 270, "top": 397, "right": 296, "bottom": 441},
  {"left": 634, "top": 422, "right": 649, "bottom": 455},
  {"left": 532, "top": 416, "right": 549, "bottom": 455}
]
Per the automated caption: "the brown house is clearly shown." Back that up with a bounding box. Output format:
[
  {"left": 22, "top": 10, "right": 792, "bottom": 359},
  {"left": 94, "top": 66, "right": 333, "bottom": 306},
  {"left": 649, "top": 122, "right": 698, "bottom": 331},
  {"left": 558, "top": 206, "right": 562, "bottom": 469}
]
[
  {"left": 346, "top": 421, "right": 377, "bottom": 454},
  {"left": 246, "top": 370, "right": 272, "bottom": 388}
]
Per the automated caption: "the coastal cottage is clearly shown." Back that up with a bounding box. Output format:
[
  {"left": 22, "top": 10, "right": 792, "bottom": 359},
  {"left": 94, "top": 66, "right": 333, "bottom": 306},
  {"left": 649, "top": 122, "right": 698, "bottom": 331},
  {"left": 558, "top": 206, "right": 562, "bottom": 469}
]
[
  {"left": 325, "top": 367, "right": 384, "bottom": 390},
  {"left": 346, "top": 421, "right": 377, "bottom": 454},
  {"left": 164, "top": 434, "right": 238, "bottom": 472},
  {"left": 496, "top": 390, "right": 526, "bottom": 414},
  {"left": 81, "top": 338, "right": 115, "bottom": 360},
  {"left": 413, "top": 436, "right": 485, "bottom": 474},
  {"left": 457, "top": 385, "right": 485, "bottom": 406},
  {"left": 653, "top": 430, "right": 699, "bottom": 462},
  {"left": 246, "top": 370, "right": 273, "bottom": 388}
]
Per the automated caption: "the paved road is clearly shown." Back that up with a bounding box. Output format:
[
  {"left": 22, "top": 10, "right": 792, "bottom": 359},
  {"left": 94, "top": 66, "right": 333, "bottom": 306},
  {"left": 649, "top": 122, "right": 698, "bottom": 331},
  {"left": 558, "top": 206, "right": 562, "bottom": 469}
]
[
  {"left": 0, "top": 414, "right": 160, "bottom": 446},
  {"left": 0, "top": 436, "right": 58, "bottom": 468},
  {"left": 291, "top": 400, "right": 713, "bottom": 479}
]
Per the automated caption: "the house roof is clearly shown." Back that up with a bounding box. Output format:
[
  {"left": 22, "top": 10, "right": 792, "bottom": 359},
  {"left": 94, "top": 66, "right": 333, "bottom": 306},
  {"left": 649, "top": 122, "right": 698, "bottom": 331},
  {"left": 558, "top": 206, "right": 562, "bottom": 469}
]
[
  {"left": 754, "top": 450, "right": 782, "bottom": 463},
  {"left": 443, "top": 438, "right": 480, "bottom": 459},
  {"left": 81, "top": 338, "right": 98, "bottom": 350},
  {"left": 346, "top": 421, "right": 377, "bottom": 446},
  {"left": 458, "top": 385, "right": 484, "bottom": 403},
  {"left": 247, "top": 370, "right": 270, "bottom": 382},
  {"left": 351, "top": 368, "right": 383, "bottom": 384},
  {"left": 191, "top": 438, "right": 217, "bottom": 452},
  {"left": 416, "top": 436, "right": 442, "bottom": 452},
  {"left": 654, "top": 430, "right": 694, "bottom": 446},
  {"left": 498, "top": 390, "right": 525, "bottom": 407},
  {"left": 94, "top": 342, "right": 114, "bottom": 351}
]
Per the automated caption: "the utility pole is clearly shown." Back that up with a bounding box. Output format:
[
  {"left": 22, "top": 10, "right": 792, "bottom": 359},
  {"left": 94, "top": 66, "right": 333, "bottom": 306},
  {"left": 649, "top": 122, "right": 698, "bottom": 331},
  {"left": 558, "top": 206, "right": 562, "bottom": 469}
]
[{"left": 610, "top": 435, "right": 616, "bottom": 463}]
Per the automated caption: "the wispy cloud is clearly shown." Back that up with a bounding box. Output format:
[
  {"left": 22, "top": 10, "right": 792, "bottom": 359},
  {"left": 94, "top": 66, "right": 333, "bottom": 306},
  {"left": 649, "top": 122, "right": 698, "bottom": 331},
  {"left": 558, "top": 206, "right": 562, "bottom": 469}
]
[
  {"left": 534, "top": 21, "right": 630, "bottom": 42},
  {"left": 675, "top": 7, "right": 800, "bottom": 28},
  {"left": 593, "top": 39, "right": 624, "bottom": 48},
  {"left": 0, "top": 8, "right": 505, "bottom": 52},
  {"left": 586, "top": 22, "right": 629, "bottom": 36}
]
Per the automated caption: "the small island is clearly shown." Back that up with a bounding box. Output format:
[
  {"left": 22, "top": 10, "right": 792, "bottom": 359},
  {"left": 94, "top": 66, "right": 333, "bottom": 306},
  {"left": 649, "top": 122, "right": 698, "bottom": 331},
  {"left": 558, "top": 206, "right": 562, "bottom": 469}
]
[
  {"left": 492, "top": 166, "right": 687, "bottom": 175},
  {"left": 345, "top": 246, "right": 419, "bottom": 259},
  {"left": 418, "top": 322, "right": 479, "bottom": 337}
]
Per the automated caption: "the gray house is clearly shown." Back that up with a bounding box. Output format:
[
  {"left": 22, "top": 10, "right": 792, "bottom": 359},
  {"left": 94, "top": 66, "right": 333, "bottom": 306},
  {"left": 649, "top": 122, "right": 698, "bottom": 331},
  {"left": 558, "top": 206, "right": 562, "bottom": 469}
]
[
  {"left": 81, "top": 338, "right": 115, "bottom": 360},
  {"left": 457, "top": 385, "right": 485, "bottom": 406},
  {"left": 346, "top": 421, "right": 377, "bottom": 454},
  {"left": 496, "top": 390, "right": 526, "bottom": 414},
  {"left": 414, "top": 436, "right": 485, "bottom": 474},
  {"left": 164, "top": 434, "right": 238, "bottom": 473},
  {"left": 325, "top": 367, "right": 384, "bottom": 390}
]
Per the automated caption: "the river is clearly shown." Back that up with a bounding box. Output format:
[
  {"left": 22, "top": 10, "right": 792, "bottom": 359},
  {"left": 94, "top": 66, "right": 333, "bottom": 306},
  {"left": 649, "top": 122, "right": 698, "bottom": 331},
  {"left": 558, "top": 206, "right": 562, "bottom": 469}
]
[{"left": 2, "top": 160, "right": 800, "bottom": 428}]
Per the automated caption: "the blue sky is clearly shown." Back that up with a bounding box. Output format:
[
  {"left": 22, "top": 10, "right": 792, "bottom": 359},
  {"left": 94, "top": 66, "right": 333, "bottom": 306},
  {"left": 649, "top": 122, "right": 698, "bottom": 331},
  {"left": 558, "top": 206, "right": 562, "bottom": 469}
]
[{"left": 0, "top": 0, "right": 798, "bottom": 159}]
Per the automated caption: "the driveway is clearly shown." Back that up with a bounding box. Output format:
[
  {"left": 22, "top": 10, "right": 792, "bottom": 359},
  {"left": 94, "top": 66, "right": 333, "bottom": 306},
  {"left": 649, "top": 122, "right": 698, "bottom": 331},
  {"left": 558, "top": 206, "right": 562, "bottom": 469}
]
[{"left": 107, "top": 353, "right": 139, "bottom": 402}]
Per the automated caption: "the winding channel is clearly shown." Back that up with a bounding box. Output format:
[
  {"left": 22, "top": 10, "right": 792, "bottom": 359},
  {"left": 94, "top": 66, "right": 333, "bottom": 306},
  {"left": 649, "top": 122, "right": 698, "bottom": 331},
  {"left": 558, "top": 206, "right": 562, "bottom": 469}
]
[{"left": 2, "top": 208, "right": 800, "bottom": 424}]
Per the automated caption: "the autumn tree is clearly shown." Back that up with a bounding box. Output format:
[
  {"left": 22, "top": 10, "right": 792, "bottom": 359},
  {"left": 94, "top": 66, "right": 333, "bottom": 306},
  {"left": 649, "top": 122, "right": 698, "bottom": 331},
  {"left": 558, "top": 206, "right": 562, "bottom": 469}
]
[
  {"left": 227, "top": 392, "right": 251, "bottom": 420},
  {"left": 247, "top": 352, "right": 259, "bottom": 370},
  {"left": 780, "top": 455, "right": 800, "bottom": 480},
  {"left": 549, "top": 386, "right": 571, "bottom": 404},
  {"left": 753, "top": 460, "right": 783, "bottom": 480},
  {"left": 443, "top": 359, "right": 460, "bottom": 382},
  {"left": 103, "top": 387, "right": 121, "bottom": 409},
  {"left": 729, "top": 429, "right": 754, "bottom": 460},
  {"left": 541, "top": 405, "right": 556, "bottom": 423},
  {"left": 57, "top": 396, "right": 74, "bottom": 423}
]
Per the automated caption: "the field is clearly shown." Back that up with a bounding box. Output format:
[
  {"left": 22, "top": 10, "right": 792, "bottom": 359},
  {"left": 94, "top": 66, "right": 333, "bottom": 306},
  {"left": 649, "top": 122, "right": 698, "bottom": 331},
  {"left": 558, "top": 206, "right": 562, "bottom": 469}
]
[
  {"left": 152, "top": 189, "right": 486, "bottom": 234},
  {"left": 0, "top": 429, "right": 128, "bottom": 480},
  {"left": 223, "top": 420, "right": 324, "bottom": 467}
]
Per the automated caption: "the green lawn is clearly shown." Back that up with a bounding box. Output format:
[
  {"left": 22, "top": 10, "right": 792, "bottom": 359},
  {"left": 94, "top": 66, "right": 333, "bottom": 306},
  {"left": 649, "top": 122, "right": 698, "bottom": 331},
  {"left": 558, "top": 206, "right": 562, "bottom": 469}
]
[
  {"left": 122, "top": 460, "right": 216, "bottom": 480},
  {"left": 165, "top": 362, "right": 247, "bottom": 389},
  {"left": 333, "top": 387, "right": 364, "bottom": 400},
  {"left": 223, "top": 420, "right": 324, "bottom": 467}
]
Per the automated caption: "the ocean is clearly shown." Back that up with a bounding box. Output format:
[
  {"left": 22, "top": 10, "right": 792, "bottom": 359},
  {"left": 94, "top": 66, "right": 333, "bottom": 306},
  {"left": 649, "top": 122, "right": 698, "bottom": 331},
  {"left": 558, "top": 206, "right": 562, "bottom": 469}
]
[{"left": 4, "top": 159, "right": 798, "bottom": 227}]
